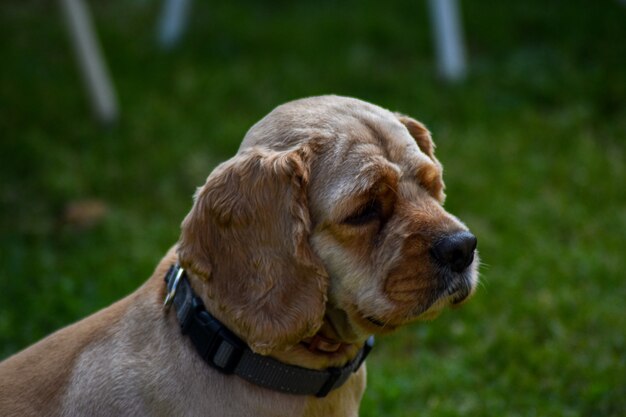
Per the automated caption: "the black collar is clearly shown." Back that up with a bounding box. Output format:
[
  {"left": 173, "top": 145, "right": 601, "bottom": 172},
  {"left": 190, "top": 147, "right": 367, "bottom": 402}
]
[{"left": 163, "top": 264, "right": 374, "bottom": 398}]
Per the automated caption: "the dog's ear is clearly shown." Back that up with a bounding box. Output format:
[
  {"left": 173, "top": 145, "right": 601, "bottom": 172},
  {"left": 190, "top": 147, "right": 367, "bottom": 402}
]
[
  {"left": 396, "top": 114, "right": 446, "bottom": 202},
  {"left": 395, "top": 114, "right": 437, "bottom": 161},
  {"left": 177, "top": 146, "right": 328, "bottom": 355}
]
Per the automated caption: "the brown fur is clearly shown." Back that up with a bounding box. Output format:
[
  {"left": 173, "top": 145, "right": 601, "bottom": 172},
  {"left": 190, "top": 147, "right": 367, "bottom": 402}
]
[
  {"left": 178, "top": 146, "right": 328, "bottom": 355},
  {"left": 0, "top": 96, "right": 478, "bottom": 416}
]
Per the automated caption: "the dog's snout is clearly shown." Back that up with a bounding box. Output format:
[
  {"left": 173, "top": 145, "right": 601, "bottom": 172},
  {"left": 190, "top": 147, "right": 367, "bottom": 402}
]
[{"left": 431, "top": 231, "right": 477, "bottom": 273}]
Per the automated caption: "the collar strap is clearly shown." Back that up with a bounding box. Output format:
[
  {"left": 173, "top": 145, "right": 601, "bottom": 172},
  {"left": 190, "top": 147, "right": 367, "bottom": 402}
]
[{"left": 163, "top": 265, "right": 374, "bottom": 398}]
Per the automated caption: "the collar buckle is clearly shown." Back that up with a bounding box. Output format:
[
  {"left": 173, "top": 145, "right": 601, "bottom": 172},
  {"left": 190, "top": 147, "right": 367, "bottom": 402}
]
[
  {"left": 163, "top": 265, "right": 184, "bottom": 312},
  {"left": 190, "top": 309, "right": 246, "bottom": 374}
]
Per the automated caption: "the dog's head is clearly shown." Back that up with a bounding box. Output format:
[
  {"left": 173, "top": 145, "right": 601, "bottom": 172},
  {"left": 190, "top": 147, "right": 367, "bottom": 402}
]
[{"left": 178, "top": 96, "right": 479, "bottom": 355}]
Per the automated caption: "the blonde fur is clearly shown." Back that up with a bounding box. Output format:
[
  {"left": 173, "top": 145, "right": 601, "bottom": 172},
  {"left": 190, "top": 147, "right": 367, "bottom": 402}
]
[{"left": 0, "top": 96, "right": 478, "bottom": 416}]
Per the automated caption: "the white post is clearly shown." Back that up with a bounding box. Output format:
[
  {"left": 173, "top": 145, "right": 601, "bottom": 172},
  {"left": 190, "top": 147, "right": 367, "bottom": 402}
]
[
  {"left": 428, "top": 0, "right": 467, "bottom": 82},
  {"left": 60, "top": 0, "right": 119, "bottom": 125},
  {"left": 157, "top": 0, "right": 192, "bottom": 50}
]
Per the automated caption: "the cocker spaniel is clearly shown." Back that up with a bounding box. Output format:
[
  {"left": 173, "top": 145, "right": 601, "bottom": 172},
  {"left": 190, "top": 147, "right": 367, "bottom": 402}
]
[{"left": 0, "top": 96, "right": 478, "bottom": 417}]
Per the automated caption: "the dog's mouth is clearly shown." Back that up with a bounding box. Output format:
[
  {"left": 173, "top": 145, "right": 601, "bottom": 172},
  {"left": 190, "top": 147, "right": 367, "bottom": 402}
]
[{"left": 361, "top": 278, "right": 475, "bottom": 329}]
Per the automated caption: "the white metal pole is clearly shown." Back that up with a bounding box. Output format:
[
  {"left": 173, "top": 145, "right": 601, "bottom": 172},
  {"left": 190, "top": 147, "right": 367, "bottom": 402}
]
[
  {"left": 60, "top": 0, "right": 119, "bottom": 124},
  {"left": 428, "top": 0, "right": 467, "bottom": 82},
  {"left": 157, "top": 0, "right": 192, "bottom": 49}
]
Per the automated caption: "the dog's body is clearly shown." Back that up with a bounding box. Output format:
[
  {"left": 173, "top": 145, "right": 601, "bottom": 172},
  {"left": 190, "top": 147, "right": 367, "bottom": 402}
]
[
  {"left": 0, "top": 96, "right": 478, "bottom": 417},
  {"left": 0, "top": 249, "right": 363, "bottom": 417}
]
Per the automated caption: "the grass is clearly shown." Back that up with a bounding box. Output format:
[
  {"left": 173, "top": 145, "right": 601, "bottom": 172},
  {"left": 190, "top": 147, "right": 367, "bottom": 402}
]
[{"left": 1, "top": 0, "right": 625, "bottom": 415}]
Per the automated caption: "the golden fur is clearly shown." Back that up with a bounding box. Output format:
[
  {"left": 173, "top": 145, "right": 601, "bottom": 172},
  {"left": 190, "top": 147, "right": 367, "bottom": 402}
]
[{"left": 0, "top": 95, "right": 478, "bottom": 416}]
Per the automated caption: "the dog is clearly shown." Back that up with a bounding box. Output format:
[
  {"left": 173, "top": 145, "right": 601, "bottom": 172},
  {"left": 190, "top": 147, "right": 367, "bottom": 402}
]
[{"left": 0, "top": 95, "right": 478, "bottom": 417}]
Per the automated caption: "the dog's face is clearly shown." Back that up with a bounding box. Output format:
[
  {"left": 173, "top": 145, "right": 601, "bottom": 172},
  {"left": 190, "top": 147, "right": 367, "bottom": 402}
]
[
  {"left": 304, "top": 112, "right": 478, "bottom": 343},
  {"left": 178, "top": 96, "right": 478, "bottom": 354}
]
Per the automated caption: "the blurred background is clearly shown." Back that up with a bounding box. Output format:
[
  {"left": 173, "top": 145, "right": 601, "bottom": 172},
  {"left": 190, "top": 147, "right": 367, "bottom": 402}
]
[{"left": 1, "top": 0, "right": 624, "bottom": 415}]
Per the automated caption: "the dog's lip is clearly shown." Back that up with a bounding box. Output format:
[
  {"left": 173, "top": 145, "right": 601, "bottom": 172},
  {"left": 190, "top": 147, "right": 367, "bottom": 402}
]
[
  {"left": 450, "top": 283, "right": 474, "bottom": 306},
  {"left": 452, "top": 290, "right": 470, "bottom": 305},
  {"left": 359, "top": 278, "right": 475, "bottom": 329},
  {"left": 360, "top": 313, "right": 398, "bottom": 332},
  {"left": 365, "top": 316, "right": 387, "bottom": 327},
  {"left": 445, "top": 275, "right": 474, "bottom": 305}
]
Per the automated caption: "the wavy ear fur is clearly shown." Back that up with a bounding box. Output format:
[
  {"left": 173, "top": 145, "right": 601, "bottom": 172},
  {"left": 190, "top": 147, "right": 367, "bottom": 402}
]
[
  {"left": 177, "top": 146, "right": 328, "bottom": 355},
  {"left": 396, "top": 114, "right": 446, "bottom": 202}
]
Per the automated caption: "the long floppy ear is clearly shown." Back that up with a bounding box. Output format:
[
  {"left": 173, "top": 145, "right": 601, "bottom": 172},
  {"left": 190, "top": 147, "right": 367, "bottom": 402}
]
[
  {"left": 396, "top": 114, "right": 446, "bottom": 202},
  {"left": 177, "top": 146, "right": 328, "bottom": 355}
]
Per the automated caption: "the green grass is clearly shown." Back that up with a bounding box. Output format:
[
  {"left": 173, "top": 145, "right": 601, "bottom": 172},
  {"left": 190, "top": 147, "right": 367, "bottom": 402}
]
[{"left": 1, "top": 1, "right": 625, "bottom": 415}]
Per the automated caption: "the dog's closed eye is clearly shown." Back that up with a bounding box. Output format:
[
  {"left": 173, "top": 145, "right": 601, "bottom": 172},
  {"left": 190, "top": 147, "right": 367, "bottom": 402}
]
[{"left": 343, "top": 200, "right": 382, "bottom": 226}]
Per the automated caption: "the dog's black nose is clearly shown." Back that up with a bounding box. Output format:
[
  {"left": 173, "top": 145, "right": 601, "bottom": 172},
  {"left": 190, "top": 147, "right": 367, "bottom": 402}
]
[{"left": 431, "top": 231, "right": 477, "bottom": 273}]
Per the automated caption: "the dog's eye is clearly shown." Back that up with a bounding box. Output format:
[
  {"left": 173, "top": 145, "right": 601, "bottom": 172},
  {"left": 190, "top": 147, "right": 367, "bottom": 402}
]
[{"left": 343, "top": 200, "right": 382, "bottom": 226}]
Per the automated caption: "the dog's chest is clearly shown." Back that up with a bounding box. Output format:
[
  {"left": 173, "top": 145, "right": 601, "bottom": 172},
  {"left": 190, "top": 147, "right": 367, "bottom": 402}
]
[{"left": 60, "top": 301, "right": 365, "bottom": 417}]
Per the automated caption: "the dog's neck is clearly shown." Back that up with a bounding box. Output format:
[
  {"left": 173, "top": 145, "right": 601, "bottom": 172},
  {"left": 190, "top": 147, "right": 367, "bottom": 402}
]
[
  {"left": 160, "top": 261, "right": 373, "bottom": 398},
  {"left": 181, "top": 269, "right": 366, "bottom": 370},
  {"left": 300, "top": 304, "right": 367, "bottom": 354}
]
